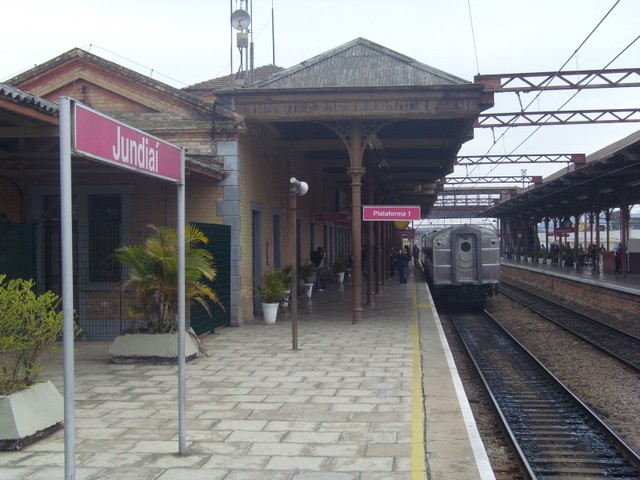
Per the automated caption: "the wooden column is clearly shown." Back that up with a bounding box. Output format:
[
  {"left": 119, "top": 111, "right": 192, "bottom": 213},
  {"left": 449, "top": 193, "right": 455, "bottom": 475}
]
[
  {"left": 595, "top": 209, "right": 601, "bottom": 274},
  {"left": 365, "top": 161, "right": 375, "bottom": 306},
  {"left": 323, "top": 120, "right": 385, "bottom": 324},
  {"left": 348, "top": 163, "right": 365, "bottom": 323},
  {"left": 348, "top": 122, "right": 366, "bottom": 323},
  {"left": 573, "top": 214, "right": 580, "bottom": 270}
]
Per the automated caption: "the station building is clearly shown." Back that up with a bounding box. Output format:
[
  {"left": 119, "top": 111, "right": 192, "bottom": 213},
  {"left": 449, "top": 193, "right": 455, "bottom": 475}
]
[
  {"left": 2, "top": 38, "right": 637, "bottom": 339},
  {"left": 0, "top": 38, "right": 493, "bottom": 337}
]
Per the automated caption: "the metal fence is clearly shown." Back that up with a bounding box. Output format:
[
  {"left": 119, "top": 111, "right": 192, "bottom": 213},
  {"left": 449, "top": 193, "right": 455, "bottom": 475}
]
[{"left": 1, "top": 222, "right": 219, "bottom": 340}]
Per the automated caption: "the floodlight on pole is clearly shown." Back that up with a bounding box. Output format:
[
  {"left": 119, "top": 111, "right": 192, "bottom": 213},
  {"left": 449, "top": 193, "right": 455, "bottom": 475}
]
[{"left": 289, "top": 177, "right": 308, "bottom": 350}]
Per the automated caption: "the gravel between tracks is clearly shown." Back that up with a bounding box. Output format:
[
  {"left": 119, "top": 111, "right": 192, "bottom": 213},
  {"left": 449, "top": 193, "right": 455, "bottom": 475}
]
[
  {"left": 439, "top": 293, "right": 640, "bottom": 477},
  {"left": 485, "top": 293, "right": 640, "bottom": 452}
]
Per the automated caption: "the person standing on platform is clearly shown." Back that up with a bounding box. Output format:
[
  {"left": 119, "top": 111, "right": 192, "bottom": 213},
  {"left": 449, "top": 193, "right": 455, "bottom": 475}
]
[
  {"left": 412, "top": 244, "right": 420, "bottom": 266},
  {"left": 398, "top": 248, "right": 410, "bottom": 285},
  {"left": 614, "top": 244, "right": 622, "bottom": 274},
  {"left": 311, "top": 246, "right": 326, "bottom": 292}
]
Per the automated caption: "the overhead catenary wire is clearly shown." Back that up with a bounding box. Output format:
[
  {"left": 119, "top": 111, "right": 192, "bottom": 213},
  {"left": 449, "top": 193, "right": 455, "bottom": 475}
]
[
  {"left": 467, "top": 0, "right": 481, "bottom": 76},
  {"left": 460, "top": 0, "right": 625, "bottom": 185}
]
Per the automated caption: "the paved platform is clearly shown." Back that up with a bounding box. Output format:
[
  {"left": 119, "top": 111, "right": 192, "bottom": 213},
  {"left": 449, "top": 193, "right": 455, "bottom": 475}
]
[{"left": 0, "top": 267, "right": 494, "bottom": 480}]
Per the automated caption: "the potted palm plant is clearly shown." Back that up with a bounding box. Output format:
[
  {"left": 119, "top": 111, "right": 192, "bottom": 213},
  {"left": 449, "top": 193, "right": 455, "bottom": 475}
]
[
  {"left": 277, "top": 265, "right": 293, "bottom": 307},
  {"left": 0, "top": 275, "right": 65, "bottom": 450},
  {"left": 298, "top": 262, "right": 316, "bottom": 297},
  {"left": 333, "top": 257, "right": 347, "bottom": 283},
  {"left": 255, "top": 269, "right": 287, "bottom": 325},
  {"left": 109, "top": 224, "right": 221, "bottom": 363}
]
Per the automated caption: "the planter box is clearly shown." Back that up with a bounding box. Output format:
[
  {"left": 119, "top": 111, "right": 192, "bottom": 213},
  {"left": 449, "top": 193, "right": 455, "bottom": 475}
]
[
  {"left": 0, "top": 381, "right": 63, "bottom": 450},
  {"left": 109, "top": 332, "right": 200, "bottom": 364}
]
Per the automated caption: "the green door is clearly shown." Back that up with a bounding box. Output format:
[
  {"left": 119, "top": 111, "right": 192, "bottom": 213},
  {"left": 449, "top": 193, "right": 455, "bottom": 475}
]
[
  {"left": 190, "top": 223, "right": 230, "bottom": 335},
  {"left": 0, "top": 224, "right": 37, "bottom": 282}
]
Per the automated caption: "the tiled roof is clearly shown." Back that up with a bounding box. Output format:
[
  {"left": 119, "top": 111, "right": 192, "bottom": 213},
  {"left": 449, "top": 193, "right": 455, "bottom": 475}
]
[
  {"left": 0, "top": 81, "right": 59, "bottom": 116},
  {"left": 247, "top": 38, "right": 470, "bottom": 89},
  {"left": 185, "top": 154, "right": 227, "bottom": 180},
  {"left": 185, "top": 65, "right": 284, "bottom": 91}
]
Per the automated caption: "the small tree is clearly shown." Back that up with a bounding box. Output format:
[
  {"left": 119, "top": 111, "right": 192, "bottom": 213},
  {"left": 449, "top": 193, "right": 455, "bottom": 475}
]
[
  {"left": 114, "top": 224, "right": 222, "bottom": 334},
  {"left": 0, "top": 275, "right": 63, "bottom": 395}
]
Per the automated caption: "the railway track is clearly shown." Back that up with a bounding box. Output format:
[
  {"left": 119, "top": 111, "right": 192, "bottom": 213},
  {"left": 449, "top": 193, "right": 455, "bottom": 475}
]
[
  {"left": 499, "top": 281, "right": 640, "bottom": 372},
  {"left": 449, "top": 309, "right": 640, "bottom": 478}
]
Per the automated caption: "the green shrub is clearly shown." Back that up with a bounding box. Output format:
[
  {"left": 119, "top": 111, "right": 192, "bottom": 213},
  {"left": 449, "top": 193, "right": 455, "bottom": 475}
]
[
  {"left": 255, "top": 270, "right": 287, "bottom": 303},
  {"left": 0, "top": 275, "right": 63, "bottom": 395},
  {"left": 298, "top": 263, "right": 315, "bottom": 282}
]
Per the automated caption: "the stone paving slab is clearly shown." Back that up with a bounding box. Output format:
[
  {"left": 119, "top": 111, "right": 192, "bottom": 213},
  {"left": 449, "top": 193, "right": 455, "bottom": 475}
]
[{"left": 0, "top": 269, "right": 491, "bottom": 479}]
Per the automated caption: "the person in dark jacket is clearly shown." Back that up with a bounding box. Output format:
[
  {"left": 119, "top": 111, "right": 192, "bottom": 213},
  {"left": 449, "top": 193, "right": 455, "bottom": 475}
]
[
  {"left": 614, "top": 244, "right": 622, "bottom": 274},
  {"left": 310, "top": 246, "right": 326, "bottom": 291},
  {"left": 397, "top": 248, "right": 410, "bottom": 285}
]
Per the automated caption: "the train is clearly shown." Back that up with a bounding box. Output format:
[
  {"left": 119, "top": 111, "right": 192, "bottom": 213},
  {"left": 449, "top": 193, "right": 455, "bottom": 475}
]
[{"left": 420, "top": 224, "right": 500, "bottom": 308}]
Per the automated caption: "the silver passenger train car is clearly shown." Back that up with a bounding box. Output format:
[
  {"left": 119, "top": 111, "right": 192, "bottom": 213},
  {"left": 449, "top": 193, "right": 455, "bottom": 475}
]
[{"left": 420, "top": 224, "right": 499, "bottom": 308}]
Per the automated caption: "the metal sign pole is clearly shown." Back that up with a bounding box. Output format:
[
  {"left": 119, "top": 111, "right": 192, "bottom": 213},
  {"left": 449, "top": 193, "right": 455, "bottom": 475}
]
[
  {"left": 177, "top": 150, "right": 186, "bottom": 454},
  {"left": 59, "top": 96, "right": 76, "bottom": 480}
]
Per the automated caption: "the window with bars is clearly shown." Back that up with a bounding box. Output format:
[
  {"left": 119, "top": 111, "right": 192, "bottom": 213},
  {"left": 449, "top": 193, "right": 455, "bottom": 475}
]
[{"left": 88, "top": 195, "right": 121, "bottom": 282}]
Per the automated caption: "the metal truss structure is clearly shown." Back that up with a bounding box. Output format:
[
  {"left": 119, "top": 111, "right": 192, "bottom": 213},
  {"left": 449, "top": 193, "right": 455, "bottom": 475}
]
[
  {"left": 427, "top": 68, "right": 638, "bottom": 219},
  {"left": 475, "top": 68, "right": 640, "bottom": 93},
  {"left": 476, "top": 108, "right": 640, "bottom": 128},
  {"left": 455, "top": 154, "right": 582, "bottom": 165},
  {"left": 444, "top": 176, "right": 542, "bottom": 185}
]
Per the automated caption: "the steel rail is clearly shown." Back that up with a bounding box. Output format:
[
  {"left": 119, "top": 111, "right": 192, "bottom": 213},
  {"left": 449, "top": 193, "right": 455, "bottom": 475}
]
[
  {"left": 449, "top": 309, "right": 640, "bottom": 478},
  {"left": 499, "top": 280, "right": 640, "bottom": 372}
]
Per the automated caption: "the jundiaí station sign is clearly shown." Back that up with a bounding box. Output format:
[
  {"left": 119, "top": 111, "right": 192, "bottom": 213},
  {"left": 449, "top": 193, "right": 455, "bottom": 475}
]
[
  {"left": 60, "top": 98, "right": 186, "bottom": 479},
  {"left": 73, "top": 102, "right": 183, "bottom": 183}
]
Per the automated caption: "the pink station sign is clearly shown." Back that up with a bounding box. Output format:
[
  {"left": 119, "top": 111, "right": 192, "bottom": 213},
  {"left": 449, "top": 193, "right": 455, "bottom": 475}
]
[
  {"left": 73, "top": 103, "right": 183, "bottom": 183},
  {"left": 362, "top": 205, "right": 421, "bottom": 221}
]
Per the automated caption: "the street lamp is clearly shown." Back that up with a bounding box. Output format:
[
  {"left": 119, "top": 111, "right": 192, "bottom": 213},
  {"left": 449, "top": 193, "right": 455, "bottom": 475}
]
[{"left": 289, "top": 177, "right": 308, "bottom": 350}]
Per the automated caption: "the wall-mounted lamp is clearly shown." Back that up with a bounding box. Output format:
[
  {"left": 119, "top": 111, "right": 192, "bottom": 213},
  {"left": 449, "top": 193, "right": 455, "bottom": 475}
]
[
  {"left": 576, "top": 194, "right": 589, "bottom": 200},
  {"left": 290, "top": 177, "right": 309, "bottom": 196},
  {"left": 627, "top": 179, "right": 640, "bottom": 188},
  {"left": 599, "top": 188, "right": 614, "bottom": 194}
]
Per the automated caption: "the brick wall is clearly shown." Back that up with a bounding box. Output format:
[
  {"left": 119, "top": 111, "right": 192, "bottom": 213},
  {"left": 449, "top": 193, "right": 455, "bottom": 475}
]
[
  {"left": 501, "top": 265, "right": 639, "bottom": 324},
  {"left": 235, "top": 125, "right": 326, "bottom": 323}
]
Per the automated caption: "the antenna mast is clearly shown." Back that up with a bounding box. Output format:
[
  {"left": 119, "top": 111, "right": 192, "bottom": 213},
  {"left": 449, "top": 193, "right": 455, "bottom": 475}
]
[{"left": 272, "top": 0, "right": 276, "bottom": 65}]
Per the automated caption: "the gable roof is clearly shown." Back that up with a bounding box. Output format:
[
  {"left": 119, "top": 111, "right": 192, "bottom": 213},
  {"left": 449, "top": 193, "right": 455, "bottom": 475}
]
[
  {"left": 8, "top": 48, "right": 218, "bottom": 115},
  {"left": 247, "top": 37, "right": 470, "bottom": 90}
]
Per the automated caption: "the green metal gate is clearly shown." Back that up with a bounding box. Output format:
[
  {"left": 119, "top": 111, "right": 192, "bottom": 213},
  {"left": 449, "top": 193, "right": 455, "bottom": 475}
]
[{"left": 190, "top": 222, "right": 231, "bottom": 335}]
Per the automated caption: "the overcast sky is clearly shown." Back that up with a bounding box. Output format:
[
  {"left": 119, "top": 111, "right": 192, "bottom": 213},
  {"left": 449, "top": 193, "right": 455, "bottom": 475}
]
[{"left": 3, "top": 0, "right": 639, "bottom": 181}]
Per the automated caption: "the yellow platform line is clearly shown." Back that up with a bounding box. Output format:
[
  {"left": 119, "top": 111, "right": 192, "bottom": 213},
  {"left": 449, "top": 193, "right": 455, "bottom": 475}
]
[{"left": 411, "top": 283, "right": 427, "bottom": 479}]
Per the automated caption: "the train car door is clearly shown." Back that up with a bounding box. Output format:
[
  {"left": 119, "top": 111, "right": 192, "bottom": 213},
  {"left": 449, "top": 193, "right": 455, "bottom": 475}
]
[{"left": 453, "top": 227, "right": 480, "bottom": 283}]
